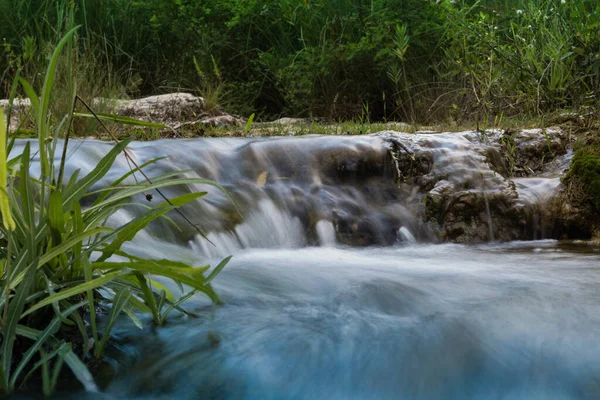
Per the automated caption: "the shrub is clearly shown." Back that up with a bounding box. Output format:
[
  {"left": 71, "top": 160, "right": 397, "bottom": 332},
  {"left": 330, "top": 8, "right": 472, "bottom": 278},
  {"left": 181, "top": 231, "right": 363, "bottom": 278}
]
[{"left": 1, "top": 0, "right": 599, "bottom": 122}]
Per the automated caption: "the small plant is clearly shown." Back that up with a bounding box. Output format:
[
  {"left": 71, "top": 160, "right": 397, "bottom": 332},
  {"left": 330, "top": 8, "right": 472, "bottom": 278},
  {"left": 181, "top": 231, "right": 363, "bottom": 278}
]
[
  {"left": 193, "top": 56, "right": 225, "bottom": 117},
  {"left": 0, "top": 28, "right": 232, "bottom": 396},
  {"left": 243, "top": 113, "right": 255, "bottom": 135},
  {"left": 564, "top": 140, "right": 600, "bottom": 210},
  {"left": 501, "top": 131, "right": 518, "bottom": 177}
]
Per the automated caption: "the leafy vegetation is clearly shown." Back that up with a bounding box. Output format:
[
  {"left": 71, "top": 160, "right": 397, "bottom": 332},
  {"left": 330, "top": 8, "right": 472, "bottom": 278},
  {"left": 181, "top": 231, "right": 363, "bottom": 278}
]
[
  {"left": 0, "top": 26, "right": 230, "bottom": 396},
  {"left": 1, "top": 0, "right": 599, "bottom": 124},
  {"left": 565, "top": 139, "right": 600, "bottom": 210}
]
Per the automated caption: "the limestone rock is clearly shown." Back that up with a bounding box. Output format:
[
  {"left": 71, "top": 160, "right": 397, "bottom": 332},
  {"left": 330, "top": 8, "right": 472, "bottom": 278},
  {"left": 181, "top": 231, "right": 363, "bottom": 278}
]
[
  {"left": 102, "top": 93, "right": 205, "bottom": 127},
  {"left": 0, "top": 98, "right": 32, "bottom": 130}
]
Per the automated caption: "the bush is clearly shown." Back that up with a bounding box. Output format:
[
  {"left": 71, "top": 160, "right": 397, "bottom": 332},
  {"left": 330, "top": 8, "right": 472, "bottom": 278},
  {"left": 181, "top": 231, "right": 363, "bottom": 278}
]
[{"left": 0, "top": 0, "right": 599, "bottom": 122}]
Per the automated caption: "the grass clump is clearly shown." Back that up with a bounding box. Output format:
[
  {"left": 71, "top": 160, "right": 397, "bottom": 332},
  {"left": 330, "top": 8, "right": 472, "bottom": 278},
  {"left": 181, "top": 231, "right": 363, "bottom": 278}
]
[
  {"left": 564, "top": 139, "right": 600, "bottom": 210},
  {"left": 0, "top": 28, "right": 231, "bottom": 396}
]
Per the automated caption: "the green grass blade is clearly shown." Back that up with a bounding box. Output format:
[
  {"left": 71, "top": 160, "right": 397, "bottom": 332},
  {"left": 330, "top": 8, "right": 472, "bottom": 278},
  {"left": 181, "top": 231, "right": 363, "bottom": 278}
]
[
  {"left": 38, "top": 26, "right": 80, "bottom": 178},
  {"left": 98, "top": 260, "right": 219, "bottom": 303},
  {"left": 1, "top": 256, "right": 38, "bottom": 386},
  {"left": 123, "top": 306, "right": 143, "bottom": 330},
  {"left": 92, "top": 156, "right": 166, "bottom": 205},
  {"left": 205, "top": 255, "right": 232, "bottom": 284},
  {"left": 62, "top": 138, "right": 131, "bottom": 210},
  {"left": 157, "top": 192, "right": 207, "bottom": 207},
  {"left": 17, "top": 78, "right": 40, "bottom": 115},
  {"left": 22, "top": 272, "right": 121, "bottom": 317},
  {"left": 160, "top": 289, "right": 199, "bottom": 322},
  {"left": 84, "top": 177, "right": 238, "bottom": 215},
  {"left": 48, "top": 190, "right": 65, "bottom": 234},
  {"left": 0, "top": 110, "right": 16, "bottom": 231},
  {"left": 10, "top": 227, "right": 113, "bottom": 289},
  {"left": 64, "top": 350, "right": 98, "bottom": 393},
  {"left": 96, "top": 290, "right": 130, "bottom": 357},
  {"left": 10, "top": 299, "right": 86, "bottom": 388},
  {"left": 96, "top": 205, "right": 175, "bottom": 262},
  {"left": 73, "top": 112, "right": 168, "bottom": 128},
  {"left": 50, "top": 343, "right": 71, "bottom": 390}
]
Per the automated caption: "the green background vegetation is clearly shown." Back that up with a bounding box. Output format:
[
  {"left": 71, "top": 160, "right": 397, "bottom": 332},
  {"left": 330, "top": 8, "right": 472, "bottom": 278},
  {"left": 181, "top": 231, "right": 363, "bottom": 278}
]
[{"left": 1, "top": 0, "right": 599, "bottom": 123}]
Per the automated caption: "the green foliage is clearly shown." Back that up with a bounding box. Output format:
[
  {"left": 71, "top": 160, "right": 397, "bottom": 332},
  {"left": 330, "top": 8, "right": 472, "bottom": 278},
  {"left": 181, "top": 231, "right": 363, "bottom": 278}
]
[
  {"left": 0, "top": 29, "right": 230, "bottom": 395},
  {"left": 565, "top": 140, "right": 600, "bottom": 210},
  {"left": 1, "top": 0, "right": 599, "bottom": 123}
]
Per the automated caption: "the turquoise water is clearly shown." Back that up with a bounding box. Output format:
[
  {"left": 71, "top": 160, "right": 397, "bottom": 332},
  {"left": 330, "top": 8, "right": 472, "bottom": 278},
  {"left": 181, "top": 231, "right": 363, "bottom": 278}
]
[{"left": 68, "top": 241, "right": 600, "bottom": 400}]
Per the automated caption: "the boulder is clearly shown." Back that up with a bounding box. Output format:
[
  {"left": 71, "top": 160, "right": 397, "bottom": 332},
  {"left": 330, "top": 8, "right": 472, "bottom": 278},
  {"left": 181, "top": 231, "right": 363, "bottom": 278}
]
[{"left": 101, "top": 93, "right": 206, "bottom": 127}]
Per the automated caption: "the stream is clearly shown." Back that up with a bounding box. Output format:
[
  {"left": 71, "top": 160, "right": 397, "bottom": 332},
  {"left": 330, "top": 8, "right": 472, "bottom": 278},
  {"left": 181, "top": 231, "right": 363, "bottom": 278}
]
[{"left": 13, "top": 132, "right": 600, "bottom": 399}]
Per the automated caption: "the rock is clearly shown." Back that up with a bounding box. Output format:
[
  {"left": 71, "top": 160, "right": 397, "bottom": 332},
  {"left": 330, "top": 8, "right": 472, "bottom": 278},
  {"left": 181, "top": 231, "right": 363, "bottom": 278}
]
[
  {"left": 382, "top": 130, "right": 527, "bottom": 243},
  {"left": 425, "top": 180, "right": 454, "bottom": 224},
  {"left": 465, "top": 128, "right": 568, "bottom": 177},
  {"left": 270, "top": 117, "right": 307, "bottom": 125},
  {"left": 173, "top": 114, "right": 246, "bottom": 132},
  {"left": 199, "top": 115, "right": 246, "bottom": 127},
  {"left": 102, "top": 93, "right": 206, "bottom": 127},
  {"left": 1, "top": 98, "right": 33, "bottom": 130}
]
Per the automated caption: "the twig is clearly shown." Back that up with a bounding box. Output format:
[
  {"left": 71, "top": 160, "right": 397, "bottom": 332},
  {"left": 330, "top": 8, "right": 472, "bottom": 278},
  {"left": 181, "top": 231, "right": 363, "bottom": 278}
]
[{"left": 74, "top": 95, "right": 215, "bottom": 246}]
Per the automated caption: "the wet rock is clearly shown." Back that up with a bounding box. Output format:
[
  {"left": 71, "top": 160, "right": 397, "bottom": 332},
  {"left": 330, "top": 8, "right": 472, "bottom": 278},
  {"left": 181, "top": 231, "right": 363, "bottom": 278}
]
[
  {"left": 465, "top": 128, "right": 568, "bottom": 177},
  {"left": 425, "top": 180, "right": 454, "bottom": 224},
  {"left": 381, "top": 131, "right": 531, "bottom": 243},
  {"left": 508, "top": 128, "right": 567, "bottom": 176}
]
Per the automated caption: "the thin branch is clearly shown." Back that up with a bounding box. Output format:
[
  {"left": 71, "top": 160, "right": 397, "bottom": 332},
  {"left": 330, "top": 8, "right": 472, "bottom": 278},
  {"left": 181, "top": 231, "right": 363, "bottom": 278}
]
[{"left": 74, "top": 95, "right": 215, "bottom": 246}]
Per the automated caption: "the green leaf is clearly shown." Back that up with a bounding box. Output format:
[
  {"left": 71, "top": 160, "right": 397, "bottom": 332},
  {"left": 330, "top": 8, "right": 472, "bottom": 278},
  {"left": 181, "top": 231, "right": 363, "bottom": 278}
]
[
  {"left": 96, "top": 290, "right": 130, "bottom": 357},
  {"left": 48, "top": 190, "right": 65, "bottom": 233},
  {"left": 160, "top": 289, "right": 199, "bottom": 322},
  {"left": 205, "top": 255, "right": 232, "bottom": 284},
  {"left": 11, "top": 300, "right": 85, "bottom": 388},
  {"left": 97, "top": 260, "right": 219, "bottom": 303},
  {"left": 1, "top": 255, "right": 38, "bottom": 386},
  {"left": 11, "top": 227, "right": 112, "bottom": 288},
  {"left": 22, "top": 271, "right": 121, "bottom": 317},
  {"left": 0, "top": 109, "right": 15, "bottom": 231},
  {"left": 96, "top": 205, "right": 175, "bottom": 262},
  {"left": 62, "top": 138, "right": 132, "bottom": 211},
  {"left": 38, "top": 26, "right": 81, "bottom": 177},
  {"left": 73, "top": 112, "right": 168, "bottom": 128},
  {"left": 85, "top": 177, "right": 239, "bottom": 216},
  {"left": 157, "top": 192, "right": 207, "bottom": 207},
  {"left": 92, "top": 156, "right": 166, "bottom": 206},
  {"left": 64, "top": 350, "right": 98, "bottom": 393},
  {"left": 18, "top": 78, "right": 40, "bottom": 115},
  {"left": 123, "top": 307, "right": 143, "bottom": 330}
]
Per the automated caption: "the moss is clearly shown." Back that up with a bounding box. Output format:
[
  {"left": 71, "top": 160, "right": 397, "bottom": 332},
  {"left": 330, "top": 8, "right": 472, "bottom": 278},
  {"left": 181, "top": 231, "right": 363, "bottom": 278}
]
[{"left": 564, "top": 140, "right": 600, "bottom": 209}]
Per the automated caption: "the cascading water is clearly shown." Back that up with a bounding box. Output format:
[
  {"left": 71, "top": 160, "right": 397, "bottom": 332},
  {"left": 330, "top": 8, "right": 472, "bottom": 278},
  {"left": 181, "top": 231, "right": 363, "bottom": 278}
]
[
  {"left": 16, "top": 130, "right": 565, "bottom": 252},
  {"left": 12, "top": 131, "right": 600, "bottom": 400}
]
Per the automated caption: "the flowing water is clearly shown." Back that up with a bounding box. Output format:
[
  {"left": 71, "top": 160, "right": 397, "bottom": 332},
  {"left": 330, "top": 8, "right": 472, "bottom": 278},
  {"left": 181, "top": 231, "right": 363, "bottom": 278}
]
[{"left": 12, "top": 134, "right": 600, "bottom": 399}]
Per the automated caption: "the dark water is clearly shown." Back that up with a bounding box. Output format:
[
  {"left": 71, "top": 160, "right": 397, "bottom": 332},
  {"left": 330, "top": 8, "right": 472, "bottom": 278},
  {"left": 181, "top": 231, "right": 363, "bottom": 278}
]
[{"left": 65, "top": 241, "right": 600, "bottom": 400}]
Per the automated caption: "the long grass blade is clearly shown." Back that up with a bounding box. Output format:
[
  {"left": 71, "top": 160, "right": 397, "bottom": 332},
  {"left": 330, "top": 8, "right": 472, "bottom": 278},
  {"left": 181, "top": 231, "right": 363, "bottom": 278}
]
[
  {"left": 73, "top": 112, "right": 168, "bottom": 128},
  {"left": 22, "top": 272, "right": 121, "bottom": 317},
  {"left": 38, "top": 26, "right": 80, "bottom": 178}
]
